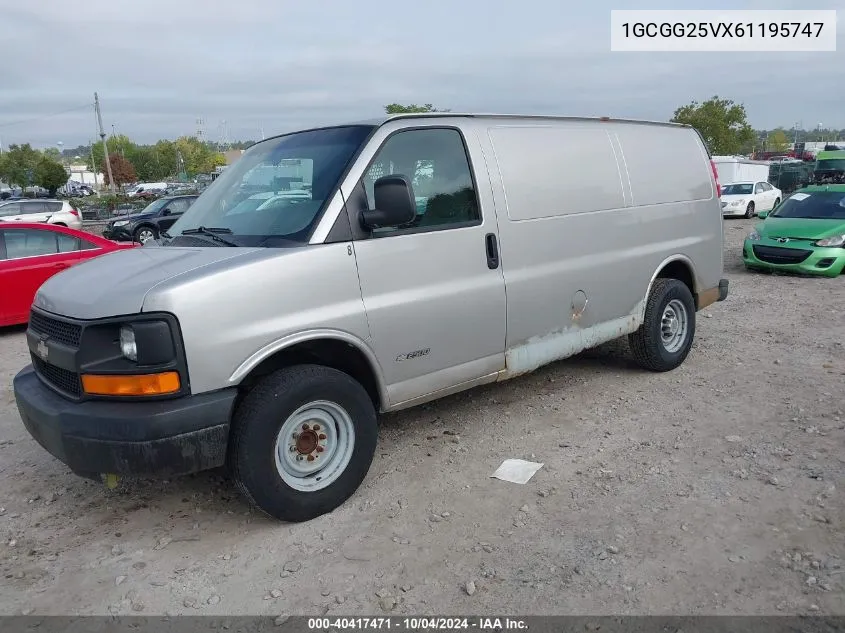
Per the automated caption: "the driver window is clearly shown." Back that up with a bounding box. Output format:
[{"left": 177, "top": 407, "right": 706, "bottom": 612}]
[
  {"left": 755, "top": 183, "right": 764, "bottom": 193},
  {"left": 362, "top": 128, "right": 480, "bottom": 236}
]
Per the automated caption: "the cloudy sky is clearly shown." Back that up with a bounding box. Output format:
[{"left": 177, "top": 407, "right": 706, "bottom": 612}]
[{"left": 1, "top": 0, "right": 841, "bottom": 150}]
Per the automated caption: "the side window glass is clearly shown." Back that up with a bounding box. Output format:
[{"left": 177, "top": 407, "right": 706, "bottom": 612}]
[
  {"left": 48, "top": 202, "right": 64, "bottom": 212},
  {"left": 362, "top": 128, "right": 479, "bottom": 236},
  {"left": 4, "top": 229, "right": 58, "bottom": 259},
  {"left": 755, "top": 183, "right": 764, "bottom": 193},
  {"left": 169, "top": 199, "right": 188, "bottom": 214},
  {"left": 57, "top": 234, "right": 81, "bottom": 252},
  {"left": 0, "top": 203, "right": 20, "bottom": 217},
  {"left": 23, "top": 202, "right": 45, "bottom": 214}
]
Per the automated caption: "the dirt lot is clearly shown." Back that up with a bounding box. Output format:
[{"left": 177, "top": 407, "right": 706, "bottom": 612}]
[{"left": 1, "top": 218, "right": 843, "bottom": 616}]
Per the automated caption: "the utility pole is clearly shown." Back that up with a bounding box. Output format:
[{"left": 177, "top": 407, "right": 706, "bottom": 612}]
[
  {"left": 89, "top": 140, "right": 99, "bottom": 194},
  {"left": 94, "top": 92, "right": 115, "bottom": 193}
]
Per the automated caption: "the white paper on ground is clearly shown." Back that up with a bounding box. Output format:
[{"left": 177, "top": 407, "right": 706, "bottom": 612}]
[{"left": 490, "top": 459, "right": 544, "bottom": 484}]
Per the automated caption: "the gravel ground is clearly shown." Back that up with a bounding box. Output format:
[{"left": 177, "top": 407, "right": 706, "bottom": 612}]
[{"left": 1, "top": 218, "right": 843, "bottom": 616}]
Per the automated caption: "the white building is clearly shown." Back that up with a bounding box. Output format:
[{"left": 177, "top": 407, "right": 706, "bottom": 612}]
[{"left": 66, "top": 164, "right": 104, "bottom": 188}]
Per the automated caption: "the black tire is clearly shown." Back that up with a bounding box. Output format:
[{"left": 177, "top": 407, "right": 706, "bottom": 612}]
[
  {"left": 229, "top": 364, "right": 378, "bottom": 522},
  {"left": 628, "top": 278, "right": 696, "bottom": 372},
  {"left": 744, "top": 202, "right": 755, "bottom": 219},
  {"left": 134, "top": 225, "right": 158, "bottom": 243}
]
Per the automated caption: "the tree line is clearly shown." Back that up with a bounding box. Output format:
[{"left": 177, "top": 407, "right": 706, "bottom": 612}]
[
  {"left": 0, "top": 145, "right": 69, "bottom": 195},
  {"left": 87, "top": 135, "right": 227, "bottom": 186}
]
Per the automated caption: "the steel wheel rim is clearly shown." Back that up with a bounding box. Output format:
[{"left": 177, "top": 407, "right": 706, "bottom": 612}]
[
  {"left": 660, "top": 299, "right": 688, "bottom": 353},
  {"left": 273, "top": 400, "right": 355, "bottom": 492},
  {"left": 137, "top": 229, "right": 154, "bottom": 243}
]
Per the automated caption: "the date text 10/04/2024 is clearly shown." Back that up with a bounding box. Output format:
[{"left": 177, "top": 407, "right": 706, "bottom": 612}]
[{"left": 307, "top": 618, "right": 528, "bottom": 630}]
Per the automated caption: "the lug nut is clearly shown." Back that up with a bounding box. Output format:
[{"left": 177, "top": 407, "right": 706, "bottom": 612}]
[
  {"left": 296, "top": 455, "right": 303, "bottom": 461},
  {"left": 313, "top": 424, "right": 321, "bottom": 431},
  {"left": 292, "top": 432, "right": 299, "bottom": 440},
  {"left": 289, "top": 445, "right": 296, "bottom": 452},
  {"left": 302, "top": 424, "right": 310, "bottom": 430},
  {"left": 316, "top": 446, "right": 324, "bottom": 453},
  {"left": 307, "top": 455, "right": 315, "bottom": 462},
  {"left": 318, "top": 433, "right": 327, "bottom": 440}
]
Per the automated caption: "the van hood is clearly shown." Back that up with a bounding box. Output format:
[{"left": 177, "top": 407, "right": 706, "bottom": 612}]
[{"left": 33, "top": 245, "right": 261, "bottom": 319}]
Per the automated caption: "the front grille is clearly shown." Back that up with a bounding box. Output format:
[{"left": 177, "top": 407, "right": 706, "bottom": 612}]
[
  {"left": 752, "top": 245, "right": 812, "bottom": 265},
  {"left": 32, "top": 355, "right": 82, "bottom": 397},
  {"left": 29, "top": 310, "right": 82, "bottom": 347}
]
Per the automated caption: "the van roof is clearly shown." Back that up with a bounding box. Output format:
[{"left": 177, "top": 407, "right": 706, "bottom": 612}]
[
  {"left": 350, "top": 112, "right": 688, "bottom": 129},
  {"left": 256, "top": 113, "right": 692, "bottom": 148}
]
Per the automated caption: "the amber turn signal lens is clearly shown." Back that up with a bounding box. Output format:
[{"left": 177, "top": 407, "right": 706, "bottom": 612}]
[{"left": 81, "top": 371, "right": 180, "bottom": 396}]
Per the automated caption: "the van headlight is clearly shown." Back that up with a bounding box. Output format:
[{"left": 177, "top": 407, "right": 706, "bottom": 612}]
[
  {"left": 815, "top": 234, "right": 845, "bottom": 247},
  {"left": 119, "top": 325, "right": 137, "bottom": 361},
  {"left": 113, "top": 220, "right": 129, "bottom": 227},
  {"left": 747, "top": 230, "right": 761, "bottom": 241}
]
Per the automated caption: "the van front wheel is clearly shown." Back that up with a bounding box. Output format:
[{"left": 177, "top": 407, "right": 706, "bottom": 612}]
[
  {"left": 229, "top": 365, "right": 378, "bottom": 522},
  {"left": 629, "top": 278, "right": 696, "bottom": 372}
]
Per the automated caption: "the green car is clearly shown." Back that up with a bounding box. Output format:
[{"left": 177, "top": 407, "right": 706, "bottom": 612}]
[{"left": 743, "top": 185, "right": 845, "bottom": 277}]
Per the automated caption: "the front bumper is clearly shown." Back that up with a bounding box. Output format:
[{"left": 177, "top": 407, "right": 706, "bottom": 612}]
[
  {"left": 14, "top": 365, "right": 237, "bottom": 476},
  {"left": 743, "top": 239, "right": 845, "bottom": 278},
  {"left": 722, "top": 204, "right": 751, "bottom": 217},
  {"left": 102, "top": 224, "right": 133, "bottom": 241}
]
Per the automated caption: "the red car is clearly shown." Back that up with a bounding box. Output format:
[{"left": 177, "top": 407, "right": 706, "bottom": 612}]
[{"left": 0, "top": 223, "right": 137, "bottom": 327}]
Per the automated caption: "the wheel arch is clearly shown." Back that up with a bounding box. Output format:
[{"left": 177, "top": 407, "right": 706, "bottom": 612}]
[
  {"left": 639, "top": 255, "right": 697, "bottom": 320},
  {"left": 229, "top": 330, "right": 387, "bottom": 411}
]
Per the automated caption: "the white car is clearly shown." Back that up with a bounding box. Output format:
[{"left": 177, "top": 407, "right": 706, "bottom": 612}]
[
  {"left": 0, "top": 199, "right": 83, "bottom": 230},
  {"left": 720, "top": 181, "right": 782, "bottom": 218}
]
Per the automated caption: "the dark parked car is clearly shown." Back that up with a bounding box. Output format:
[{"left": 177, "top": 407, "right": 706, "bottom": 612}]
[{"left": 102, "top": 195, "right": 197, "bottom": 244}]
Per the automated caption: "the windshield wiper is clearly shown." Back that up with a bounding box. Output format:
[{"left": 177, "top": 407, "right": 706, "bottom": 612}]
[{"left": 180, "top": 226, "right": 239, "bottom": 246}]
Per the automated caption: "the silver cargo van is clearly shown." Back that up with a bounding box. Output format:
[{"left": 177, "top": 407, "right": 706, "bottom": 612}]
[{"left": 14, "top": 114, "right": 728, "bottom": 522}]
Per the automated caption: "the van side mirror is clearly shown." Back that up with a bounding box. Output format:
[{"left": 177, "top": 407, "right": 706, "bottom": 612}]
[
  {"left": 757, "top": 210, "right": 769, "bottom": 219},
  {"left": 360, "top": 175, "right": 416, "bottom": 230},
  {"left": 161, "top": 208, "right": 171, "bottom": 216}
]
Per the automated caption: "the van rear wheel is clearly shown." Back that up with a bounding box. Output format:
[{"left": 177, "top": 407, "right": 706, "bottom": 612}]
[
  {"left": 229, "top": 365, "right": 378, "bottom": 522},
  {"left": 629, "top": 278, "right": 696, "bottom": 372}
]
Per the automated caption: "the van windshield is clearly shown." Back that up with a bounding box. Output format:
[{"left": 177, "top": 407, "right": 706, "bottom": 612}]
[{"left": 166, "top": 125, "right": 374, "bottom": 247}]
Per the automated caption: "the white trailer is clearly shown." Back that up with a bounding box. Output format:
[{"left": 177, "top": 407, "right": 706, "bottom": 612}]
[{"left": 712, "top": 156, "right": 770, "bottom": 185}]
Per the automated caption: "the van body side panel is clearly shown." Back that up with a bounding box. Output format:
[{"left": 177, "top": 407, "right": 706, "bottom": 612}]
[
  {"left": 338, "top": 119, "right": 508, "bottom": 407},
  {"left": 141, "top": 245, "right": 373, "bottom": 395},
  {"left": 484, "top": 120, "right": 720, "bottom": 376},
  {"left": 615, "top": 125, "right": 723, "bottom": 296}
]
